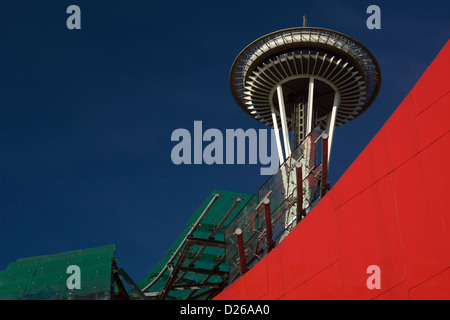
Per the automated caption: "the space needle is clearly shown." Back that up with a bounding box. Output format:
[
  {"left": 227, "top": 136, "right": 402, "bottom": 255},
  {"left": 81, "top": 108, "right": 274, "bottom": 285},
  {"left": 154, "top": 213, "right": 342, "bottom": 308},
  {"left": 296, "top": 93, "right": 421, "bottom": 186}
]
[{"left": 229, "top": 21, "right": 381, "bottom": 231}]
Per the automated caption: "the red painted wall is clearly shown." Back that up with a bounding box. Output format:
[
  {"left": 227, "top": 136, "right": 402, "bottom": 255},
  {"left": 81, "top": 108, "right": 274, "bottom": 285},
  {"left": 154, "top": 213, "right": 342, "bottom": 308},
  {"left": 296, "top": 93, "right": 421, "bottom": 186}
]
[{"left": 214, "top": 39, "right": 450, "bottom": 300}]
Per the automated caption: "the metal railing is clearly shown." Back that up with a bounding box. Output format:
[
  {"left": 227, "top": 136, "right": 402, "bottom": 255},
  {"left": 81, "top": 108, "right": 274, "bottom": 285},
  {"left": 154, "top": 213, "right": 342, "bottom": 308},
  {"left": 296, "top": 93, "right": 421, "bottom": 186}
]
[{"left": 225, "top": 126, "right": 329, "bottom": 283}]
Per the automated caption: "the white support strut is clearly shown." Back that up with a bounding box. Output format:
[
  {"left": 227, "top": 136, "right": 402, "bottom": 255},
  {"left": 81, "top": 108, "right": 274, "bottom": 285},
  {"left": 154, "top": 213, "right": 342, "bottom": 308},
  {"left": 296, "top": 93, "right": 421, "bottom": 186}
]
[
  {"left": 326, "top": 90, "right": 340, "bottom": 165},
  {"left": 306, "top": 76, "right": 315, "bottom": 135},
  {"left": 276, "top": 84, "right": 291, "bottom": 157}
]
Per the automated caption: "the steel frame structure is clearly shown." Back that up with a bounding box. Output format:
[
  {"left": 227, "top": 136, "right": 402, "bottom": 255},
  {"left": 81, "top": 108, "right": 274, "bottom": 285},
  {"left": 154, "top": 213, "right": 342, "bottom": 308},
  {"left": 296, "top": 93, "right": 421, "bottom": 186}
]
[{"left": 139, "top": 193, "right": 247, "bottom": 300}]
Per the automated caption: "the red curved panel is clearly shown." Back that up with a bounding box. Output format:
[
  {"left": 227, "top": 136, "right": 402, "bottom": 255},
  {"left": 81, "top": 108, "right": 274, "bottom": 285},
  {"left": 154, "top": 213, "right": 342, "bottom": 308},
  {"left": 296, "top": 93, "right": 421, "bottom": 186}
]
[{"left": 214, "top": 39, "right": 450, "bottom": 300}]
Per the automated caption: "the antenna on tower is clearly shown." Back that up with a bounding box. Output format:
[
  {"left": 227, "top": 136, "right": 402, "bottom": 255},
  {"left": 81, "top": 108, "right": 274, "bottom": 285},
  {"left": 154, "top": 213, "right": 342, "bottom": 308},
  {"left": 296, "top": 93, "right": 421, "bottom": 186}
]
[{"left": 303, "top": 15, "right": 307, "bottom": 27}]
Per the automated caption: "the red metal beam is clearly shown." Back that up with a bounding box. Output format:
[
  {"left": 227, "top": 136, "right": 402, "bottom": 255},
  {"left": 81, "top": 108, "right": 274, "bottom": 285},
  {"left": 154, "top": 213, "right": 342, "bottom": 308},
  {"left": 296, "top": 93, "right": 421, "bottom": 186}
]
[
  {"left": 321, "top": 133, "right": 329, "bottom": 198},
  {"left": 235, "top": 228, "right": 248, "bottom": 275},
  {"left": 263, "top": 199, "right": 275, "bottom": 252}
]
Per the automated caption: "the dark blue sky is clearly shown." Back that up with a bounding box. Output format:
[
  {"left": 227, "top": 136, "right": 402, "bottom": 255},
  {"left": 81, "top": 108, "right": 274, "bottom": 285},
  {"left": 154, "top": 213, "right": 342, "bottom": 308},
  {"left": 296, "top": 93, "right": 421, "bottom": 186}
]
[{"left": 1, "top": 1, "right": 449, "bottom": 283}]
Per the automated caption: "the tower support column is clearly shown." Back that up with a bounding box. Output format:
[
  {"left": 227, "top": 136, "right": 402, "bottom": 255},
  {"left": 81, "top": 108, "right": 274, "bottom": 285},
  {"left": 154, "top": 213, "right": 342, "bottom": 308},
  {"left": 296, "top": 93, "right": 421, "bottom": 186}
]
[
  {"left": 276, "top": 84, "right": 291, "bottom": 158},
  {"left": 306, "top": 76, "right": 315, "bottom": 135},
  {"left": 325, "top": 91, "right": 340, "bottom": 165}
]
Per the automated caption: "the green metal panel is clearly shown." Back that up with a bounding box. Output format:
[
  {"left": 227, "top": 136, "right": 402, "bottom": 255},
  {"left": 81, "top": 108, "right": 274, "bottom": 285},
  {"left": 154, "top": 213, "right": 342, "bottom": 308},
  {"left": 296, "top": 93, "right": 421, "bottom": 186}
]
[
  {"left": 0, "top": 244, "right": 115, "bottom": 300},
  {"left": 0, "top": 280, "right": 28, "bottom": 300}
]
